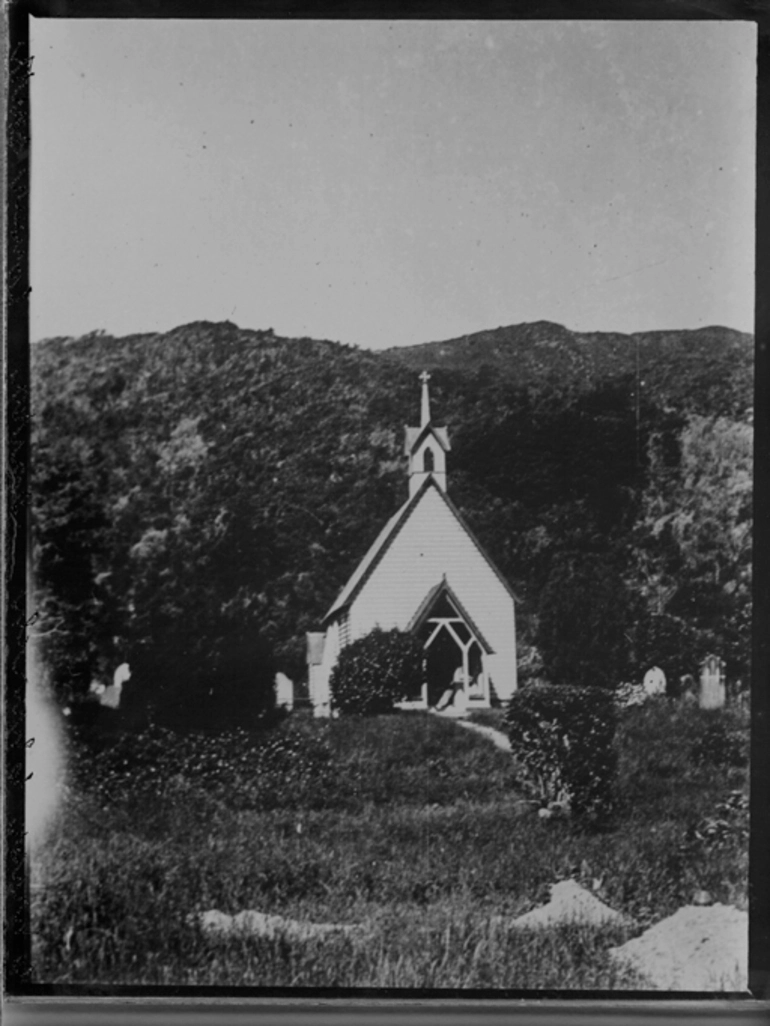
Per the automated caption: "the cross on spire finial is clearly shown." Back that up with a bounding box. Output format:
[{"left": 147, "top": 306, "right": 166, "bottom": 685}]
[{"left": 419, "top": 371, "right": 431, "bottom": 427}]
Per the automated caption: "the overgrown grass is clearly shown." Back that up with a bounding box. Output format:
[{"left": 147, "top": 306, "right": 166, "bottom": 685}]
[{"left": 31, "top": 702, "right": 748, "bottom": 988}]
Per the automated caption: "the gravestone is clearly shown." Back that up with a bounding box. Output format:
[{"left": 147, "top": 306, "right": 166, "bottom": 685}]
[
  {"left": 275, "top": 672, "right": 294, "bottom": 710},
  {"left": 699, "top": 655, "right": 726, "bottom": 710},
  {"left": 99, "top": 683, "right": 121, "bottom": 709},
  {"left": 113, "top": 662, "right": 131, "bottom": 688},
  {"left": 643, "top": 665, "right": 666, "bottom": 696},
  {"left": 93, "top": 661, "right": 132, "bottom": 709},
  {"left": 679, "top": 673, "right": 697, "bottom": 702}
]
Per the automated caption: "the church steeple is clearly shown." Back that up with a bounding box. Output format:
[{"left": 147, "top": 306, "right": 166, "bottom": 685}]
[
  {"left": 420, "top": 370, "right": 431, "bottom": 427},
  {"left": 404, "top": 371, "right": 451, "bottom": 497}
]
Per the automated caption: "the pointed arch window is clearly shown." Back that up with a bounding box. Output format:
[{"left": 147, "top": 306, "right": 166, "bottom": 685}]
[{"left": 423, "top": 447, "right": 435, "bottom": 473}]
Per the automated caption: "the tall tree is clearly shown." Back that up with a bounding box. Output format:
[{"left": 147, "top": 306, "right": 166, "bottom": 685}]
[
  {"left": 537, "top": 551, "right": 640, "bottom": 689},
  {"left": 632, "top": 414, "right": 752, "bottom": 679}
]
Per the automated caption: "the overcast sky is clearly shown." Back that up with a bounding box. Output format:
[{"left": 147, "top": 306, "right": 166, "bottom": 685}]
[{"left": 30, "top": 19, "right": 756, "bottom": 348}]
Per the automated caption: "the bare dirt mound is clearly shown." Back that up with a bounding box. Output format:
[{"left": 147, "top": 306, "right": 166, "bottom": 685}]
[
  {"left": 608, "top": 903, "right": 748, "bottom": 990},
  {"left": 192, "top": 909, "right": 365, "bottom": 942},
  {"left": 495, "top": 879, "right": 632, "bottom": 930}
]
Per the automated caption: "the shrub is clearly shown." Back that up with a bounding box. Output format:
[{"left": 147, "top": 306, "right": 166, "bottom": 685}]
[
  {"left": 330, "top": 628, "right": 424, "bottom": 716},
  {"left": 614, "top": 681, "right": 649, "bottom": 709},
  {"left": 690, "top": 717, "right": 747, "bottom": 769},
  {"left": 515, "top": 644, "right": 547, "bottom": 688},
  {"left": 681, "top": 789, "right": 749, "bottom": 854},
  {"left": 506, "top": 684, "right": 617, "bottom": 818}
]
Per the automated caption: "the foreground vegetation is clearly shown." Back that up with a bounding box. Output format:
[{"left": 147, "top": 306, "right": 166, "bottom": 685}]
[{"left": 31, "top": 700, "right": 748, "bottom": 988}]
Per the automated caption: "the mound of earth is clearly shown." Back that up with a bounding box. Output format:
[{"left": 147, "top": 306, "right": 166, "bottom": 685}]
[
  {"left": 497, "top": 879, "right": 632, "bottom": 930},
  {"left": 192, "top": 909, "right": 364, "bottom": 942},
  {"left": 608, "top": 904, "right": 748, "bottom": 990}
]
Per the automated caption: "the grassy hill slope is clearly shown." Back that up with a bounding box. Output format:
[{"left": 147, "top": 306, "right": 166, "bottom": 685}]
[{"left": 32, "top": 704, "right": 748, "bottom": 987}]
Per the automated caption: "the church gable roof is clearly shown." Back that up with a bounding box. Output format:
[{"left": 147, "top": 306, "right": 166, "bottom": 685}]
[
  {"left": 323, "top": 476, "right": 517, "bottom": 624},
  {"left": 323, "top": 486, "right": 421, "bottom": 623}
]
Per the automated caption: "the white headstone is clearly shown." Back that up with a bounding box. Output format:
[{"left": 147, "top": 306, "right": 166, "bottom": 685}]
[
  {"left": 275, "top": 672, "right": 294, "bottom": 710},
  {"left": 699, "top": 655, "right": 726, "bottom": 710},
  {"left": 99, "top": 683, "right": 122, "bottom": 708},
  {"left": 679, "top": 673, "right": 696, "bottom": 699},
  {"left": 113, "top": 662, "right": 131, "bottom": 687},
  {"left": 95, "top": 661, "right": 131, "bottom": 708},
  {"left": 643, "top": 666, "right": 666, "bottom": 696}
]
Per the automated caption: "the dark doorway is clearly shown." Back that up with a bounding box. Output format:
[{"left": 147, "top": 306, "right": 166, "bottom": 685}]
[{"left": 424, "top": 625, "right": 462, "bottom": 707}]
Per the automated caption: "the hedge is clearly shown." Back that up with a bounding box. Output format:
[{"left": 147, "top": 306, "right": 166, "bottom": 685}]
[{"left": 506, "top": 684, "right": 617, "bottom": 818}]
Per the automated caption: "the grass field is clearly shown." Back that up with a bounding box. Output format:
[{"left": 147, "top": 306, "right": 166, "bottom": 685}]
[{"left": 30, "top": 700, "right": 748, "bottom": 988}]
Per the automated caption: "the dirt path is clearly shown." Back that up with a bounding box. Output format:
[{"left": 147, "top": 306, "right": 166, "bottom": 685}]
[{"left": 452, "top": 717, "right": 511, "bottom": 751}]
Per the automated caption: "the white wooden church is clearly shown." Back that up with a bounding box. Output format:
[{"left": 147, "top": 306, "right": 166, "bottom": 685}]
[{"left": 306, "top": 373, "right": 517, "bottom": 716}]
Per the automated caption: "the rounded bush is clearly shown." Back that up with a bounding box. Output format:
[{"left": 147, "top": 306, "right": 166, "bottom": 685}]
[
  {"left": 506, "top": 684, "right": 618, "bottom": 818},
  {"left": 330, "top": 628, "right": 424, "bottom": 716}
]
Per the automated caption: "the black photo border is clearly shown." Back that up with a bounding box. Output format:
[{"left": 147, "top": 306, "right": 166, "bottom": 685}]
[{"left": 4, "top": 0, "right": 769, "bottom": 1020}]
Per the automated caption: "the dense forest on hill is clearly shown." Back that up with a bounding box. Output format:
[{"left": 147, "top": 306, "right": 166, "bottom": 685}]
[
  {"left": 30, "top": 320, "right": 752, "bottom": 726},
  {"left": 387, "top": 321, "right": 752, "bottom": 418}
]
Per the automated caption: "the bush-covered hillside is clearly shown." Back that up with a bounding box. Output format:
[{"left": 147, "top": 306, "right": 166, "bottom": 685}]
[
  {"left": 387, "top": 321, "right": 752, "bottom": 419},
  {"left": 30, "top": 319, "right": 752, "bottom": 716}
]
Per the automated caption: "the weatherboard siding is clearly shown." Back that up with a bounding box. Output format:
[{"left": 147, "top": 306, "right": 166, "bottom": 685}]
[
  {"left": 350, "top": 486, "right": 517, "bottom": 700},
  {"left": 312, "top": 618, "right": 341, "bottom": 717}
]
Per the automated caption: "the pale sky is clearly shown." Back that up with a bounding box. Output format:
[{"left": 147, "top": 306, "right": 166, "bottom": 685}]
[{"left": 30, "top": 19, "right": 756, "bottom": 348}]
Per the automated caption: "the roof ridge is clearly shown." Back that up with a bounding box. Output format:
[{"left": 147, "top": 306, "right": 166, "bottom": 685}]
[
  {"left": 322, "top": 477, "right": 432, "bottom": 623},
  {"left": 322, "top": 477, "right": 517, "bottom": 625}
]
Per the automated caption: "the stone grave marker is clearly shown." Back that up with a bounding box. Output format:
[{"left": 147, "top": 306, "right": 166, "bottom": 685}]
[
  {"left": 679, "top": 673, "right": 697, "bottom": 702},
  {"left": 643, "top": 665, "right": 666, "bottom": 696},
  {"left": 275, "top": 672, "right": 294, "bottom": 710},
  {"left": 699, "top": 654, "right": 726, "bottom": 710}
]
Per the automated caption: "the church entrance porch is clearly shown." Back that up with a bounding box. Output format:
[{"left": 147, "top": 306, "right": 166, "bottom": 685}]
[{"left": 397, "top": 580, "right": 492, "bottom": 712}]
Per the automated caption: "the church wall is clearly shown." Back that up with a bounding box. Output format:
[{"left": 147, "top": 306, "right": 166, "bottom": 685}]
[
  {"left": 349, "top": 486, "right": 517, "bottom": 701},
  {"left": 312, "top": 618, "right": 341, "bottom": 717}
]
